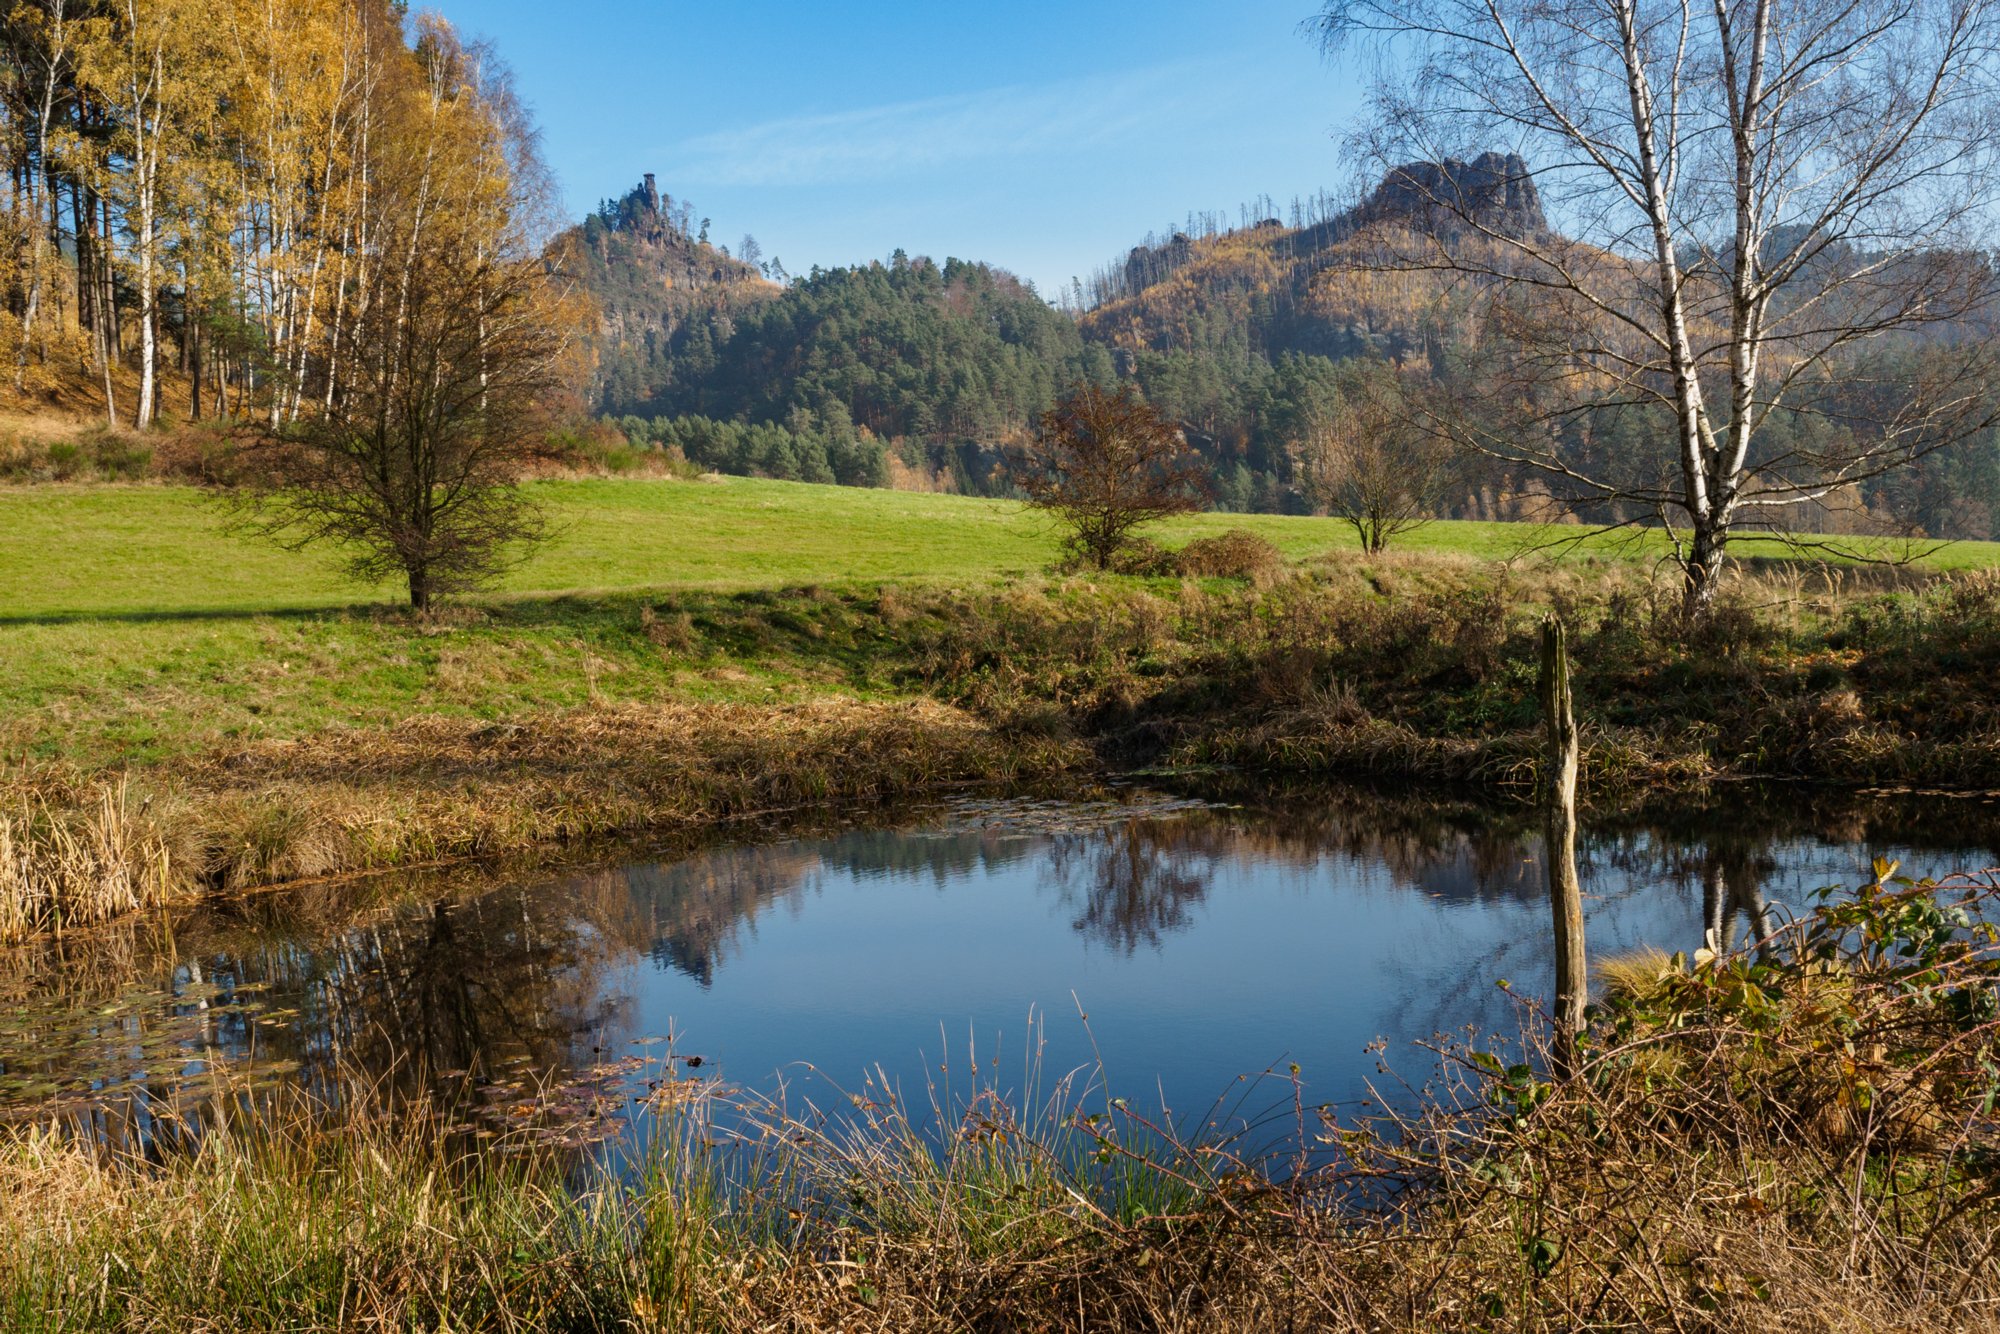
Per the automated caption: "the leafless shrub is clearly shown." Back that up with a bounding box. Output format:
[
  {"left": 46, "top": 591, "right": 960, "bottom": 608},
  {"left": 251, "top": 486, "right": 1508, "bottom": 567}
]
[{"left": 1290, "top": 358, "right": 1460, "bottom": 554}]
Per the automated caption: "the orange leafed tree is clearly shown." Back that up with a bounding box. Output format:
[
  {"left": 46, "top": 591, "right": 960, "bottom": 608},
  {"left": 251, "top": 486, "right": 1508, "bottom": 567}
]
[
  {"left": 233, "top": 14, "right": 584, "bottom": 610},
  {"left": 1015, "top": 383, "right": 1208, "bottom": 569}
]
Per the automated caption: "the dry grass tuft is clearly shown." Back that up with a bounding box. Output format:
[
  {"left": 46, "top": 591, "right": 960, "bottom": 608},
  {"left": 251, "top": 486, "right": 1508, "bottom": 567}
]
[
  {"left": 0, "top": 779, "right": 174, "bottom": 942},
  {"left": 1594, "top": 945, "right": 1674, "bottom": 1001}
]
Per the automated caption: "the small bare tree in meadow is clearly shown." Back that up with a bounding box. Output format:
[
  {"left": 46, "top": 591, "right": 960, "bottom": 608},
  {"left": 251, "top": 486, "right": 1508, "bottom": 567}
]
[
  {"left": 1291, "top": 359, "right": 1459, "bottom": 553},
  {"left": 1015, "top": 384, "right": 1208, "bottom": 569}
]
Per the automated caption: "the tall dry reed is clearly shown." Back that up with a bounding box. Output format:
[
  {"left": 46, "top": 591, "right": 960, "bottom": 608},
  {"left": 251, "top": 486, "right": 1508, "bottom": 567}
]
[{"left": 0, "top": 778, "right": 174, "bottom": 943}]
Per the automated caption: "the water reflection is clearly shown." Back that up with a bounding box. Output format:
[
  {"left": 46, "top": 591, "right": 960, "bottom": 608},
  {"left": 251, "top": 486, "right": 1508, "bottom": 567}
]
[
  {"left": 1696, "top": 842, "right": 1779, "bottom": 956},
  {"left": 1048, "top": 823, "right": 1215, "bottom": 953},
  {"left": 5, "top": 783, "right": 1999, "bottom": 1139}
]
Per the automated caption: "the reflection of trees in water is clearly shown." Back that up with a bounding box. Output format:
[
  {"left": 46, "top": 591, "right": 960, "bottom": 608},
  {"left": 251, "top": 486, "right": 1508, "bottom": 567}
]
[
  {"left": 289, "top": 887, "right": 630, "bottom": 1090},
  {"left": 822, "top": 829, "right": 1039, "bottom": 886},
  {"left": 611, "top": 846, "right": 823, "bottom": 987},
  {"left": 612, "top": 831, "right": 1041, "bottom": 984},
  {"left": 1046, "top": 822, "right": 1216, "bottom": 953},
  {"left": 0, "top": 872, "right": 641, "bottom": 1130},
  {"left": 1206, "top": 782, "right": 2000, "bottom": 951},
  {"left": 1168, "top": 790, "right": 1546, "bottom": 905},
  {"left": 1697, "top": 843, "right": 1777, "bottom": 956},
  {"left": 14, "top": 781, "right": 2000, "bottom": 1129},
  {"left": 232, "top": 875, "right": 638, "bottom": 1108}
]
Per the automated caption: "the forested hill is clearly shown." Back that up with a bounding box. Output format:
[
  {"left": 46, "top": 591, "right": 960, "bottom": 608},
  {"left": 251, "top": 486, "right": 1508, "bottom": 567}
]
[
  {"left": 565, "top": 164, "right": 2000, "bottom": 538},
  {"left": 635, "top": 254, "right": 1097, "bottom": 445},
  {"left": 566, "top": 180, "right": 1104, "bottom": 491},
  {"left": 564, "top": 178, "right": 779, "bottom": 414},
  {"left": 567, "top": 160, "right": 1549, "bottom": 503},
  {"left": 1081, "top": 151, "right": 1545, "bottom": 365}
]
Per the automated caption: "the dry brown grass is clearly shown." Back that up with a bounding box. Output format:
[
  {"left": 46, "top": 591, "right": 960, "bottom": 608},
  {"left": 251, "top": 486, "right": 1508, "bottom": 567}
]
[
  {"left": 0, "top": 698, "right": 1091, "bottom": 944},
  {"left": 1174, "top": 528, "right": 1288, "bottom": 584},
  {"left": 0, "top": 778, "right": 174, "bottom": 941}
]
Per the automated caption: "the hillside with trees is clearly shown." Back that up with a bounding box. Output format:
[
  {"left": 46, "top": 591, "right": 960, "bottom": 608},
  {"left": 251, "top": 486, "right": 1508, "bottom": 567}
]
[
  {"left": 574, "top": 188, "right": 1107, "bottom": 491},
  {"left": 573, "top": 156, "right": 2000, "bottom": 543},
  {"left": 564, "top": 175, "right": 778, "bottom": 416},
  {"left": 563, "top": 158, "right": 1603, "bottom": 516}
]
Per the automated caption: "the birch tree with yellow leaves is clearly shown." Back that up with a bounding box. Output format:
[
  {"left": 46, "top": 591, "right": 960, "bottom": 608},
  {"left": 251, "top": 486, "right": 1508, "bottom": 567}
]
[
  {"left": 0, "top": 0, "right": 577, "bottom": 445},
  {"left": 236, "top": 12, "right": 581, "bottom": 608}
]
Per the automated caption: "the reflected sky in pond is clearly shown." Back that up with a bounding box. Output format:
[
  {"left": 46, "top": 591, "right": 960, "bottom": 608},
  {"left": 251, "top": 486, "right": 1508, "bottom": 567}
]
[{"left": 6, "top": 784, "right": 2000, "bottom": 1143}]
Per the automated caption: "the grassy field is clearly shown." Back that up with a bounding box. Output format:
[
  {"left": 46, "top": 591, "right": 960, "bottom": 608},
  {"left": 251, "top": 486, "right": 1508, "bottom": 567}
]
[
  {"left": 2, "top": 474, "right": 1996, "bottom": 773},
  {"left": 10, "top": 476, "right": 1996, "bottom": 620}
]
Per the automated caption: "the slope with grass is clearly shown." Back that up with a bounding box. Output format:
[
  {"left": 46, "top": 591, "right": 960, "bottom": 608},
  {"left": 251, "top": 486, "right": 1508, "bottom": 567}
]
[
  {"left": 9, "top": 473, "right": 2000, "bottom": 944},
  {"left": 13, "top": 475, "right": 1995, "bottom": 621}
]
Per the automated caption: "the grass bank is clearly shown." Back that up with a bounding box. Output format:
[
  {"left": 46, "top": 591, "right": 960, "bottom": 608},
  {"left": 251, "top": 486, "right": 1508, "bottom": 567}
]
[
  {"left": 0, "top": 697, "right": 1089, "bottom": 941},
  {"left": 12, "top": 475, "right": 2000, "bottom": 943},
  {"left": 6, "top": 866, "right": 1998, "bottom": 1331}
]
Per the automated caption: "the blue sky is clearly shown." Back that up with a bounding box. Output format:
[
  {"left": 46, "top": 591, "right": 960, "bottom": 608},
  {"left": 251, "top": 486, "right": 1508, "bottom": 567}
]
[{"left": 440, "top": 1, "right": 1366, "bottom": 296}]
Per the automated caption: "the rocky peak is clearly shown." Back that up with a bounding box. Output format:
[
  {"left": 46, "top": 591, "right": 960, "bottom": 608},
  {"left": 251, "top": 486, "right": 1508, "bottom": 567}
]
[{"left": 1356, "top": 152, "right": 1547, "bottom": 238}]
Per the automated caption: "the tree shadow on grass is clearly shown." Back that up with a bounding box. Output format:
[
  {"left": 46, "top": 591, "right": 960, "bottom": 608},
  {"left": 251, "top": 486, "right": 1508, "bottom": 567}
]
[{"left": 0, "top": 603, "right": 390, "bottom": 628}]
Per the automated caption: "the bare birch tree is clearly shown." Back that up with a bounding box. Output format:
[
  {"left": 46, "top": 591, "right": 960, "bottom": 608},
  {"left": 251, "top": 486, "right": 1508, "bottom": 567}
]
[{"left": 1318, "top": 0, "right": 2000, "bottom": 618}]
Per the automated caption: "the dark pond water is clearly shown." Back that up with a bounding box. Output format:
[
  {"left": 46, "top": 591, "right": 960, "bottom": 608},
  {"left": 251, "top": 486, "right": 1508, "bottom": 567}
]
[{"left": 6, "top": 782, "right": 2000, "bottom": 1148}]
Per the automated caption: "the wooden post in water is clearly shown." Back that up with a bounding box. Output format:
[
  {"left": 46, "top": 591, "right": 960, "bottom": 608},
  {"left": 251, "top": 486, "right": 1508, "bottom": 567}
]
[{"left": 1539, "top": 615, "right": 1587, "bottom": 1076}]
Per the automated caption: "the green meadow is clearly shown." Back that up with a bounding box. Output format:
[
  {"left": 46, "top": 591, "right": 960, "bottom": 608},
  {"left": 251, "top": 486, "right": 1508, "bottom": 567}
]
[
  {"left": 9, "top": 476, "right": 1991, "bottom": 621},
  {"left": 3, "top": 474, "right": 1996, "bottom": 771}
]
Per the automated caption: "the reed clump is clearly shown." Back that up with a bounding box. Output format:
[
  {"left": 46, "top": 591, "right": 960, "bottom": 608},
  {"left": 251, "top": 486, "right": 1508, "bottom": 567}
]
[{"left": 0, "top": 779, "right": 174, "bottom": 942}]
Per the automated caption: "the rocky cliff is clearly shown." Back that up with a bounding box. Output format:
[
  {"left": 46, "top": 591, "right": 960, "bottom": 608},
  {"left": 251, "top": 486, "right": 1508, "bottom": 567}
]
[
  {"left": 558, "top": 176, "right": 779, "bottom": 413},
  {"left": 1353, "top": 151, "right": 1548, "bottom": 239}
]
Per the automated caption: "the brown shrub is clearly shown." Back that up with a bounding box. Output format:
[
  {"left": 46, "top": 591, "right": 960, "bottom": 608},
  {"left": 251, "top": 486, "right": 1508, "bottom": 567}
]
[{"left": 1175, "top": 529, "right": 1286, "bottom": 584}]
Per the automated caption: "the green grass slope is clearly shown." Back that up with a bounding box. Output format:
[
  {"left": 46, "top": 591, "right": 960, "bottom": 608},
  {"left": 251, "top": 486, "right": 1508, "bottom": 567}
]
[
  {"left": 5, "top": 475, "right": 1998, "bottom": 772},
  {"left": 8, "top": 476, "right": 1994, "bottom": 620}
]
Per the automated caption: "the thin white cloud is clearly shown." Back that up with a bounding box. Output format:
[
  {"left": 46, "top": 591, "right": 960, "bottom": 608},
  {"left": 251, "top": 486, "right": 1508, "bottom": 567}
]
[{"left": 665, "top": 62, "right": 1226, "bottom": 188}]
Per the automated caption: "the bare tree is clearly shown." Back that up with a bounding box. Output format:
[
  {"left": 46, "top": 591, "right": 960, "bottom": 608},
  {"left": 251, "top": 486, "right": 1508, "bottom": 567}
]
[
  {"left": 238, "top": 24, "right": 581, "bottom": 611},
  {"left": 1292, "top": 358, "right": 1460, "bottom": 552},
  {"left": 1319, "top": 0, "right": 2000, "bottom": 618},
  {"left": 1014, "top": 383, "right": 1208, "bottom": 569}
]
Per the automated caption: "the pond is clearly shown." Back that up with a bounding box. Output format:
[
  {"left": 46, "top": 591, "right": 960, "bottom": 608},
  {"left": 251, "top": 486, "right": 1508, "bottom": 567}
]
[{"left": 5, "top": 782, "right": 1999, "bottom": 1152}]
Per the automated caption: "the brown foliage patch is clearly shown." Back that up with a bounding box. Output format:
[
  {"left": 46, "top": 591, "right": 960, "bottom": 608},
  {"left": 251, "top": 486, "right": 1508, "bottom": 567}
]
[{"left": 1174, "top": 528, "right": 1287, "bottom": 584}]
